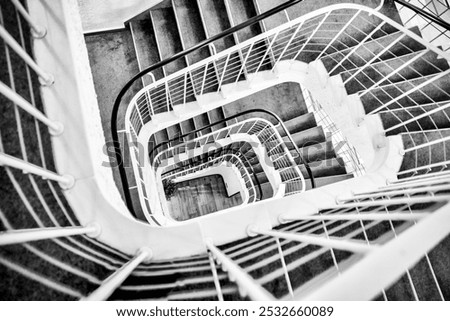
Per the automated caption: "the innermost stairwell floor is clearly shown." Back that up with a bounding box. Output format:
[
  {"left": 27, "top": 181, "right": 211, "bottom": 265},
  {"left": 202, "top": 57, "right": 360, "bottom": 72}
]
[{"left": 166, "top": 175, "right": 243, "bottom": 221}]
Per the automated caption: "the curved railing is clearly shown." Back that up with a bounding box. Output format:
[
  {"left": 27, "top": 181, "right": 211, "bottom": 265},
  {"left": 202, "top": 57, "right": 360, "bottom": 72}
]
[
  {"left": 3, "top": 0, "right": 450, "bottom": 302},
  {"left": 153, "top": 117, "right": 305, "bottom": 194},
  {"left": 111, "top": 0, "right": 306, "bottom": 214},
  {"left": 163, "top": 153, "right": 259, "bottom": 206},
  {"left": 162, "top": 143, "right": 264, "bottom": 200},
  {"left": 150, "top": 109, "right": 313, "bottom": 174},
  {"left": 125, "top": 2, "right": 450, "bottom": 221}
]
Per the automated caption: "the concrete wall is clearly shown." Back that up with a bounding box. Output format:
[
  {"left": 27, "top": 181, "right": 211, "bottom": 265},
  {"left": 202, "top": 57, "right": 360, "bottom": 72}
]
[{"left": 77, "top": 0, "right": 162, "bottom": 33}]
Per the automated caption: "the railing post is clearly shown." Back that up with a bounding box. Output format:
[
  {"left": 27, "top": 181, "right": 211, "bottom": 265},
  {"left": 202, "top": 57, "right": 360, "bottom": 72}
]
[
  {"left": 217, "top": 53, "right": 231, "bottom": 92},
  {"left": 0, "top": 25, "right": 53, "bottom": 85},
  {"left": 10, "top": 0, "right": 47, "bottom": 38},
  {"left": 302, "top": 203, "right": 450, "bottom": 300},
  {"left": 0, "top": 81, "right": 63, "bottom": 135},
  {"left": 82, "top": 247, "right": 153, "bottom": 301},
  {"left": 205, "top": 239, "right": 275, "bottom": 300},
  {"left": 208, "top": 252, "right": 224, "bottom": 301},
  {"left": 0, "top": 153, "right": 75, "bottom": 189}
]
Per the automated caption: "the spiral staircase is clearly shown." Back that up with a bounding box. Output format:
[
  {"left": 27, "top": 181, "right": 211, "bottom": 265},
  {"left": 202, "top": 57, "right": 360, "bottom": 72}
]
[{"left": 1, "top": 0, "right": 450, "bottom": 301}]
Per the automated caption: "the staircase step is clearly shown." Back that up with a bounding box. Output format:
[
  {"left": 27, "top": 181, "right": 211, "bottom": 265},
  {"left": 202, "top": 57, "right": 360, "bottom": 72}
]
[
  {"left": 179, "top": 118, "right": 197, "bottom": 141},
  {"left": 224, "top": 0, "right": 261, "bottom": 43},
  {"left": 407, "top": 255, "right": 446, "bottom": 300},
  {"left": 303, "top": 173, "right": 354, "bottom": 190},
  {"left": 299, "top": 157, "right": 347, "bottom": 178},
  {"left": 129, "top": 14, "right": 165, "bottom": 86},
  {"left": 224, "top": 0, "right": 270, "bottom": 73},
  {"left": 278, "top": 112, "right": 317, "bottom": 136},
  {"left": 341, "top": 50, "right": 450, "bottom": 94},
  {"left": 172, "top": 0, "right": 218, "bottom": 94},
  {"left": 0, "top": 242, "right": 110, "bottom": 299},
  {"left": 193, "top": 113, "right": 213, "bottom": 136},
  {"left": 427, "top": 234, "right": 450, "bottom": 300},
  {"left": 399, "top": 129, "right": 450, "bottom": 173},
  {"left": 285, "top": 126, "right": 326, "bottom": 149},
  {"left": 297, "top": 141, "right": 337, "bottom": 163},
  {"left": 197, "top": 0, "right": 236, "bottom": 52},
  {"left": 255, "top": 171, "right": 269, "bottom": 184},
  {"left": 207, "top": 107, "right": 227, "bottom": 131},
  {"left": 166, "top": 124, "right": 182, "bottom": 140},
  {"left": 153, "top": 129, "right": 169, "bottom": 144},
  {"left": 172, "top": 0, "right": 210, "bottom": 65},
  {"left": 321, "top": 27, "right": 424, "bottom": 76},
  {"left": 150, "top": 7, "right": 186, "bottom": 75},
  {"left": 360, "top": 73, "right": 450, "bottom": 114},
  {"left": 253, "top": 0, "right": 289, "bottom": 31},
  {"left": 380, "top": 101, "right": 450, "bottom": 135},
  {"left": 150, "top": 7, "right": 197, "bottom": 104}
]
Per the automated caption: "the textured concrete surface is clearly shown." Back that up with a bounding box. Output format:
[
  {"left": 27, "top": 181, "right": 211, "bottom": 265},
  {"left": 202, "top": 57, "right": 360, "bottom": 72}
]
[{"left": 85, "top": 29, "right": 146, "bottom": 220}]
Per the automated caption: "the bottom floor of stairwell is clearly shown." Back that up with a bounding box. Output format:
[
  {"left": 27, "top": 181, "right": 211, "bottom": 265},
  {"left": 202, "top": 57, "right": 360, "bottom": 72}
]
[{"left": 165, "top": 175, "right": 243, "bottom": 221}]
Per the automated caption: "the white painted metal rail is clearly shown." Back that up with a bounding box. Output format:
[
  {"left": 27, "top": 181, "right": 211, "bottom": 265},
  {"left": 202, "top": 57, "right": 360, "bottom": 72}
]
[
  {"left": 82, "top": 248, "right": 153, "bottom": 301},
  {"left": 205, "top": 240, "right": 275, "bottom": 301},
  {"left": 0, "top": 225, "right": 100, "bottom": 246}
]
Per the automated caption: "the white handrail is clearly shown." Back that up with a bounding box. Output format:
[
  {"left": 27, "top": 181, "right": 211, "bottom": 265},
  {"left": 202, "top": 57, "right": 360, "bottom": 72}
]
[
  {"left": 280, "top": 213, "right": 427, "bottom": 223},
  {"left": 124, "top": 2, "right": 449, "bottom": 225},
  {"left": 248, "top": 227, "right": 375, "bottom": 254},
  {"left": 403, "top": 135, "right": 450, "bottom": 153},
  {"left": 0, "top": 225, "right": 100, "bottom": 246},
  {"left": 205, "top": 239, "right": 275, "bottom": 301},
  {"left": 0, "top": 25, "right": 53, "bottom": 85},
  {"left": 0, "top": 152, "right": 75, "bottom": 189},
  {"left": 208, "top": 252, "right": 224, "bottom": 301},
  {"left": 324, "top": 195, "right": 450, "bottom": 210},
  {"left": 10, "top": 0, "right": 46, "bottom": 38},
  {"left": 386, "top": 171, "right": 450, "bottom": 186},
  {"left": 336, "top": 183, "right": 450, "bottom": 202},
  {"left": 302, "top": 202, "right": 450, "bottom": 300},
  {"left": 0, "top": 81, "right": 63, "bottom": 135},
  {"left": 383, "top": 101, "right": 450, "bottom": 133},
  {"left": 82, "top": 248, "right": 152, "bottom": 301}
]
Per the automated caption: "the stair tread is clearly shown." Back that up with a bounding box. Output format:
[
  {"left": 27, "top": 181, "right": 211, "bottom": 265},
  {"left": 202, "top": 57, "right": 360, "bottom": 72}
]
[
  {"left": 129, "top": 16, "right": 165, "bottom": 85},
  {"left": 360, "top": 73, "right": 450, "bottom": 113},
  {"left": 172, "top": 0, "right": 210, "bottom": 65},
  {"left": 197, "top": 0, "right": 236, "bottom": 52},
  {"left": 321, "top": 26, "right": 424, "bottom": 74},
  {"left": 150, "top": 8, "right": 187, "bottom": 75},
  {"left": 341, "top": 49, "right": 450, "bottom": 94}
]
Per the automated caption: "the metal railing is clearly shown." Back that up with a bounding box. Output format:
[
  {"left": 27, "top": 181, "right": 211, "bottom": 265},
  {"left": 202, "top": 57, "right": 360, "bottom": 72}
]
[
  {"left": 2, "top": 0, "right": 450, "bottom": 302},
  {"left": 393, "top": 0, "right": 450, "bottom": 51},
  {"left": 0, "top": 0, "right": 146, "bottom": 301},
  {"left": 163, "top": 153, "right": 259, "bottom": 205},
  {"left": 300, "top": 85, "right": 366, "bottom": 177},
  {"left": 112, "top": 0, "right": 306, "bottom": 213},
  {"left": 125, "top": 4, "right": 450, "bottom": 205},
  {"left": 152, "top": 117, "right": 305, "bottom": 197}
]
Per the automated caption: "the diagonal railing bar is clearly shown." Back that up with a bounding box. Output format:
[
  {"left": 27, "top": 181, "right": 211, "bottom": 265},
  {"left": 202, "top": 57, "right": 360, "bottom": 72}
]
[{"left": 393, "top": 0, "right": 450, "bottom": 31}]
